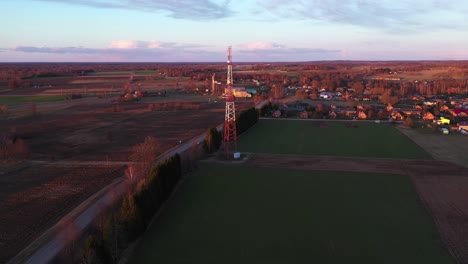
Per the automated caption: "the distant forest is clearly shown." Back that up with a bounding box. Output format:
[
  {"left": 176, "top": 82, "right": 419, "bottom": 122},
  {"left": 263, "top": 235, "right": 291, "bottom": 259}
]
[{"left": 1, "top": 61, "right": 468, "bottom": 96}]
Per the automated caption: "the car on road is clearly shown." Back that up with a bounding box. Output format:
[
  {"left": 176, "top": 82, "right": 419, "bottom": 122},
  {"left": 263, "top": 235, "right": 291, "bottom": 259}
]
[
  {"left": 434, "top": 116, "right": 450, "bottom": 125},
  {"left": 439, "top": 127, "right": 449, "bottom": 134}
]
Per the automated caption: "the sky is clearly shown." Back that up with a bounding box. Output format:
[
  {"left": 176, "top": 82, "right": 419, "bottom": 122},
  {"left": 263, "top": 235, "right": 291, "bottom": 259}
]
[{"left": 1, "top": 0, "right": 468, "bottom": 62}]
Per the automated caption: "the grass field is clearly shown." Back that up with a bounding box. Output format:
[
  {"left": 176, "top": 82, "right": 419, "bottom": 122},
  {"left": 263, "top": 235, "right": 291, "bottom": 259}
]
[
  {"left": 0, "top": 95, "right": 67, "bottom": 105},
  {"left": 237, "top": 119, "right": 432, "bottom": 159},
  {"left": 130, "top": 163, "right": 452, "bottom": 264}
]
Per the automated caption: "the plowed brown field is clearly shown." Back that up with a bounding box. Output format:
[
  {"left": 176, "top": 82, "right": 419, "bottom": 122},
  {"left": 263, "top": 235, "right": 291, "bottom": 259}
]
[{"left": 0, "top": 100, "right": 254, "bottom": 262}]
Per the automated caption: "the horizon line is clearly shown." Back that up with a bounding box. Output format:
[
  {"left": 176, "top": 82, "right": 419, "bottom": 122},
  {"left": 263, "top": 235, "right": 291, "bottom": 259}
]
[{"left": 1, "top": 59, "right": 468, "bottom": 64}]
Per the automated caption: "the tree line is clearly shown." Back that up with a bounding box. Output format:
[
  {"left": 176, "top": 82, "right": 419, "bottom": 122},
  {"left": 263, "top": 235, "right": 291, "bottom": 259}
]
[{"left": 55, "top": 107, "right": 260, "bottom": 263}]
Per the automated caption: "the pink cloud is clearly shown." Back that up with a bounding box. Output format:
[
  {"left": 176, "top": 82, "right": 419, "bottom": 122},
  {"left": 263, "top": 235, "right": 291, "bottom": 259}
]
[
  {"left": 109, "top": 40, "right": 138, "bottom": 49},
  {"left": 237, "top": 41, "right": 284, "bottom": 50},
  {"left": 109, "top": 40, "right": 163, "bottom": 49}
]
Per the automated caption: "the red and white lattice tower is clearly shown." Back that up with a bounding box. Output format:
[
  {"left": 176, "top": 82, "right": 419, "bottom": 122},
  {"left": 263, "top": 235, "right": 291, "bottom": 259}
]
[{"left": 224, "top": 46, "right": 237, "bottom": 158}]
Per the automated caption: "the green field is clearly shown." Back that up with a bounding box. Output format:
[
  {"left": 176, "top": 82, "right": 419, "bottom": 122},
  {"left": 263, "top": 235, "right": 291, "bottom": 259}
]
[
  {"left": 0, "top": 95, "right": 67, "bottom": 105},
  {"left": 237, "top": 119, "right": 432, "bottom": 159},
  {"left": 86, "top": 71, "right": 134, "bottom": 76},
  {"left": 130, "top": 163, "right": 452, "bottom": 264}
]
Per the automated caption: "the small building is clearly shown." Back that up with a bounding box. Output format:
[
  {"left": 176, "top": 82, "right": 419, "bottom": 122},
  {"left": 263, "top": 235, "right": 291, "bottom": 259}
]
[
  {"left": 386, "top": 104, "right": 394, "bottom": 112},
  {"left": 401, "top": 109, "right": 421, "bottom": 117},
  {"left": 453, "top": 108, "right": 468, "bottom": 116},
  {"left": 440, "top": 105, "right": 449, "bottom": 112},
  {"left": 458, "top": 121, "right": 468, "bottom": 131},
  {"left": 336, "top": 87, "right": 345, "bottom": 93},
  {"left": 423, "top": 112, "right": 435, "bottom": 121},
  {"left": 272, "top": 110, "right": 281, "bottom": 118},
  {"left": 391, "top": 111, "right": 403, "bottom": 120},
  {"left": 357, "top": 111, "right": 367, "bottom": 120},
  {"left": 319, "top": 92, "right": 333, "bottom": 99},
  {"left": 439, "top": 127, "right": 449, "bottom": 134},
  {"left": 233, "top": 87, "right": 252, "bottom": 98}
]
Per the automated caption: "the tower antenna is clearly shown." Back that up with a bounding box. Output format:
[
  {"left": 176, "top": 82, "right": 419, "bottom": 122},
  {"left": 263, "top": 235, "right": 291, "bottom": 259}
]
[{"left": 223, "top": 46, "right": 237, "bottom": 158}]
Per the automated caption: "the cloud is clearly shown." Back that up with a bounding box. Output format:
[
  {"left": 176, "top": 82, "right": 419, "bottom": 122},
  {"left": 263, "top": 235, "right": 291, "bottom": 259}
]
[
  {"left": 235, "top": 42, "right": 341, "bottom": 61},
  {"left": 10, "top": 41, "right": 342, "bottom": 62},
  {"left": 237, "top": 41, "right": 340, "bottom": 54},
  {"left": 12, "top": 41, "right": 220, "bottom": 62},
  {"left": 15, "top": 40, "right": 206, "bottom": 53},
  {"left": 254, "top": 0, "right": 468, "bottom": 31},
  {"left": 109, "top": 40, "right": 166, "bottom": 49},
  {"left": 14, "top": 46, "right": 102, "bottom": 54},
  {"left": 237, "top": 41, "right": 285, "bottom": 50},
  {"left": 33, "top": 0, "right": 233, "bottom": 20}
]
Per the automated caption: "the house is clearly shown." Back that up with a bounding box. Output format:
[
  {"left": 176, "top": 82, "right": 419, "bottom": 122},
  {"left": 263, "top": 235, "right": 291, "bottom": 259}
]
[
  {"left": 357, "top": 111, "right": 367, "bottom": 120},
  {"left": 458, "top": 121, "right": 468, "bottom": 131},
  {"left": 337, "top": 108, "right": 357, "bottom": 118},
  {"left": 440, "top": 105, "right": 449, "bottom": 112},
  {"left": 424, "top": 100, "right": 437, "bottom": 106},
  {"left": 401, "top": 109, "right": 421, "bottom": 117},
  {"left": 272, "top": 110, "right": 281, "bottom": 118},
  {"left": 319, "top": 92, "right": 333, "bottom": 99},
  {"left": 386, "top": 104, "right": 394, "bottom": 112},
  {"left": 453, "top": 108, "right": 468, "bottom": 116},
  {"left": 423, "top": 112, "right": 435, "bottom": 121},
  {"left": 233, "top": 87, "right": 252, "bottom": 98},
  {"left": 391, "top": 111, "right": 403, "bottom": 120},
  {"left": 336, "top": 87, "right": 345, "bottom": 92}
]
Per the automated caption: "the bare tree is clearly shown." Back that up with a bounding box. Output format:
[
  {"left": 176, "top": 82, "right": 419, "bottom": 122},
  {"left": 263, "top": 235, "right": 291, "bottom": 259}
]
[
  {"left": 125, "top": 163, "right": 138, "bottom": 190},
  {"left": 129, "top": 136, "right": 159, "bottom": 178},
  {"left": 271, "top": 84, "right": 285, "bottom": 100},
  {"left": 0, "top": 105, "right": 8, "bottom": 115}
]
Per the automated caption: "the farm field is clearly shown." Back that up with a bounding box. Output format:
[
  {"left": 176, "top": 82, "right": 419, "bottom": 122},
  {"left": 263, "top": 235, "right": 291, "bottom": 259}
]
[
  {"left": 130, "top": 163, "right": 453, "bottom": 264},
  {"left": 0, "top": 94, "right": 254, "bottom": 262},
  {"left": 237, "top": 119, "right": 432, "bottom": 159},
  {"left": 131, "top": 118, "right": 468, "bottom": 263},
  {"left": 0, "top": 164, "right": 124, "bottom": 263},
  {"left": 368, "top": 68, "right": 468, "bottom": 81},
  {"left": 397, "top": 126, "right": 468, "bottom": 168},
  {"left": 1, "top": 61, "right": 467, "bottom": 263},
  {"left": 0, "top": 95, "right": 67, "bottom": 105}
]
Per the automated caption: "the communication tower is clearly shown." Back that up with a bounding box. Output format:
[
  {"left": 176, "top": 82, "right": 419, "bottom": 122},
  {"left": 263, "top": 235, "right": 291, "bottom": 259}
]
[{"left": 223, "top": 46, "right": 237, "bottom": 158}]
